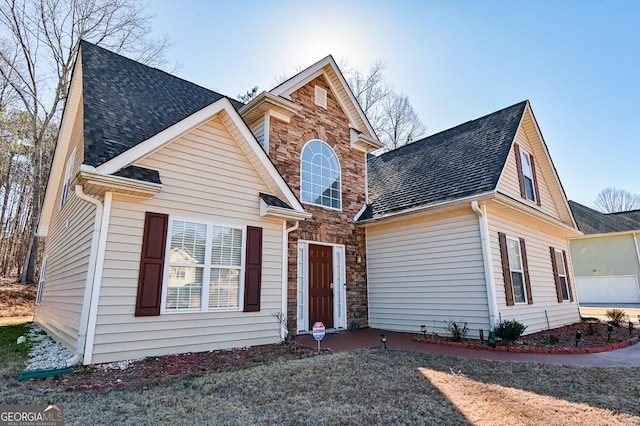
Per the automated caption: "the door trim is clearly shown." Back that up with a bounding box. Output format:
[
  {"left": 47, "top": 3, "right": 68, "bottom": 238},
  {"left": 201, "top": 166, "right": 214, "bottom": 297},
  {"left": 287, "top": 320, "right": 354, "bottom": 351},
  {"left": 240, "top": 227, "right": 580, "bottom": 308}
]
[{"left": 297, "top": 240, "right": 346, "bottom": 332}]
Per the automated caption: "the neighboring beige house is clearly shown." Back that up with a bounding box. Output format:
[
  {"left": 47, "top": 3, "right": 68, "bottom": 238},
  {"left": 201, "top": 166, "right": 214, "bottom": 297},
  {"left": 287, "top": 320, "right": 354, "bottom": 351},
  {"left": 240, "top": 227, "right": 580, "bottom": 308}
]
[
  {"left": 568, "top": 201, "right": 640, "bottom": 308},
  {"left": 35, "top": 41, "right": 582, "bottom": 365},
  {"left": 359, "top": 101, "right": 582, "bottom": 336}
]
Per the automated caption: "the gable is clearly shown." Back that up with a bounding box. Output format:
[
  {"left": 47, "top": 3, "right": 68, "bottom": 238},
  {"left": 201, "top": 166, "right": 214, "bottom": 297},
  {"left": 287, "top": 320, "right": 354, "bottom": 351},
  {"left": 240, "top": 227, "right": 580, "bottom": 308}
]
[
  {"left": 496, "top": 105, "right": 575, "bottom": 226},
  {"left": 270, "top": 55, "right": 381, "bottom": 148}
]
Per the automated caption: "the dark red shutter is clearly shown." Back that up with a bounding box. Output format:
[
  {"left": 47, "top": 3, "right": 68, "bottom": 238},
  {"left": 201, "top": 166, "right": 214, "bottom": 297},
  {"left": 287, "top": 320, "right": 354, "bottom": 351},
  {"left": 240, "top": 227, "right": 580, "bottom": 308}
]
[
  {"left": 562, "top": 250, "right": 574, "bottom": 302},
  {"left": 514, "top": 143, "right": 526, "bottom": 199},
  {"left": 135, "top": 212, "right": 169, "bottom": 316},
  {"left": 243, "top": 226, "right": 263, "bottom": 312},
  {"left": 530, "top": 155, "right": 541, "bottom": 206},
  {"left": 520, "top": 238, "right": 533, "bottom": 305},
  {"left": 499, "top": 232, "right": 514, "bottom": 306},
  {"left": 550, "top": 247, "right": 563, "bottom": 303}
]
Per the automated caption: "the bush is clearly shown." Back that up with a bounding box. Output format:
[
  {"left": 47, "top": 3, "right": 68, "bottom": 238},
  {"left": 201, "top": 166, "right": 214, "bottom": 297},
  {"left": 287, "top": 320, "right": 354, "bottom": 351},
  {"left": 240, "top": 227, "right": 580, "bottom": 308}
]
[
  {"left": 493, "top": 319, "right": 527, "bottom": 344},
  {"left": 606, "top": 309, "right": 626, "bottom": 327},
  {"left": 444, "top": 319, "right": 469, "bottom": 342}
]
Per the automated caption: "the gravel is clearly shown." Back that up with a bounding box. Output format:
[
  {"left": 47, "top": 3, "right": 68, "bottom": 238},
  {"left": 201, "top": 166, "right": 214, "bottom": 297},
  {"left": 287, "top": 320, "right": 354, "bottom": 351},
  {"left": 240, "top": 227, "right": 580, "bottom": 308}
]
[{"left": 22, "top": 323, "right": 74, "bottom": 371}]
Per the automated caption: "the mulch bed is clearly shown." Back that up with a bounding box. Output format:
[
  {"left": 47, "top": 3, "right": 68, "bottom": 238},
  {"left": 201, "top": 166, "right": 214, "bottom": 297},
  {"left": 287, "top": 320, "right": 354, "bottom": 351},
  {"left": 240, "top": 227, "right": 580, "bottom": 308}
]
[
  {"left": 415, "top": 320, "right": 640, "bottom": 354},
  {"left": 13, "top": 343, "right": 329, "bottom": 393}
]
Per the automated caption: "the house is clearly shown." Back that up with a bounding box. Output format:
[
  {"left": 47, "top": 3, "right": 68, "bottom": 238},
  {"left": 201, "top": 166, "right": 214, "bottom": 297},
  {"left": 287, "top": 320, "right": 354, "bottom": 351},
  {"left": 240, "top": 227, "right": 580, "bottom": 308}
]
[
  {"left": 568, "top": 201, "right": 640, "bottom": 308},
  {"left": 359, "top": 101, "right": 582, "bottom": 335},
  {"left": 35, "top": 41, "right": 581, "bottom": 365}
]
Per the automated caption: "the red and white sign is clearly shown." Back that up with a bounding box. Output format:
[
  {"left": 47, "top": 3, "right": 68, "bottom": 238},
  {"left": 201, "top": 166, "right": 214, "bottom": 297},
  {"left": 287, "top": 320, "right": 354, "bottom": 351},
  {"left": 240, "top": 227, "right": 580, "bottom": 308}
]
[{"left": 312, "top": 321, "right": 326, "bottom": 341}]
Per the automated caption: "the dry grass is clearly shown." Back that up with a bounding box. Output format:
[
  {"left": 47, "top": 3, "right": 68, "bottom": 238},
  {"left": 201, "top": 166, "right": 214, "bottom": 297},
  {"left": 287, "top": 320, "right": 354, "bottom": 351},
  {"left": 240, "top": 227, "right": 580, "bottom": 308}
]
[
  {"left": 3, "top": 348, "right": 640, "bottom": 425},
  {"left": 0, "top": 278, "right": 36, "bottom": 318}
]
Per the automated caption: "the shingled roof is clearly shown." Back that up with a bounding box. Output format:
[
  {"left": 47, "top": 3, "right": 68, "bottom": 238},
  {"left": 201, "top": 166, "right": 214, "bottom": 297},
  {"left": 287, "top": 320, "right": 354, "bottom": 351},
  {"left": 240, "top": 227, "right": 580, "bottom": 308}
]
[
  {"left": 359, "top": 101, "right": 527, "bottom": 221},
  {"left": 568, "top": 200, "right": 640, "bottom": 234},
  {"left": 81, "top": 40, "right": 243, "bottom": 168}
]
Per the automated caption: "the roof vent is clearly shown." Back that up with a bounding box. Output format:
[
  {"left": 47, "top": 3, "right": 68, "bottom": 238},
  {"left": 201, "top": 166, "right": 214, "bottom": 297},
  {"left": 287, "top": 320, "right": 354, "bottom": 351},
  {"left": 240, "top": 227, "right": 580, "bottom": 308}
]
[{"left": 315, "top": 85, "right": 327, "bottom": 108}]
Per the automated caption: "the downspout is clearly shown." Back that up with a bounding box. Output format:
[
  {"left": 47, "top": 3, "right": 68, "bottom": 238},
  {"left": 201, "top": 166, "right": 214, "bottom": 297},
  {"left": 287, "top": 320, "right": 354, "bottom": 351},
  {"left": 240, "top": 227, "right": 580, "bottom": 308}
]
[
  {"left": 471, "top": 201, "right": 498, "bottom": 328},
  {"left": 634, "top": 232, "right": 640, "bottom": 272},
  {"left": 67, "top": 184, "right": 103, "bottom": 367},
  {"left": 282, "top": 221, "right": 300, "bottom": 341}
]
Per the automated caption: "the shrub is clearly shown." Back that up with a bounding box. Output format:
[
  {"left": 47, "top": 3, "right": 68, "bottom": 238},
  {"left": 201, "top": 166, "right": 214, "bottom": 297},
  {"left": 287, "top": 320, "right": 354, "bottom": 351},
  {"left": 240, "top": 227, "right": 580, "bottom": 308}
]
[
  {"left": 606, "top": 309, "right": 626, "bottom": 327},
  {"left": 444, "top": 319, "right": 469, "bottom": 342},
  {"left": 493, "top": 319, "right": 527, "bottom": 344}
]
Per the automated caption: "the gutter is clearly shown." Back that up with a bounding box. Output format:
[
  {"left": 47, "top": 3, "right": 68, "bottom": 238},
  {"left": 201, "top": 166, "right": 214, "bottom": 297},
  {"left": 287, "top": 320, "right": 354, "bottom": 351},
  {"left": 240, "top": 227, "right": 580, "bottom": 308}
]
[
  {"left": 69, "top": 185, "right": 103, "bottom": 367},
  {"left": 471, "top": 201, "right": 498, "bottom": 328}
]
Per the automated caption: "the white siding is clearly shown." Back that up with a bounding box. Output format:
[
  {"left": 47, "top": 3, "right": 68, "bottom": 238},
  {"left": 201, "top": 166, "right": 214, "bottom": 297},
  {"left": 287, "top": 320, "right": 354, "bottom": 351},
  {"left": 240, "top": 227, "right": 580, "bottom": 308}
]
[
  {"left": 91, "top": 115, "right": 285, "bottom": 364},
  {"left": 487, "top": 205, "right": 580, "bottom": 333},
  {"left": 367, "top": 210, "right": 489, "bottom": 337},
  {"left": 34, "top": 111, "right": 93, "bottom": 352}
]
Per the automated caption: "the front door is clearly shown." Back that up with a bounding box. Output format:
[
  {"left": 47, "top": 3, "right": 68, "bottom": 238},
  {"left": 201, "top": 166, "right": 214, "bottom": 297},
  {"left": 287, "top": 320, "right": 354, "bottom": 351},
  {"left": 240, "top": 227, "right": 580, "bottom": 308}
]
[{"left": 309, "top": 244, "right": 333, "bottom": 328}]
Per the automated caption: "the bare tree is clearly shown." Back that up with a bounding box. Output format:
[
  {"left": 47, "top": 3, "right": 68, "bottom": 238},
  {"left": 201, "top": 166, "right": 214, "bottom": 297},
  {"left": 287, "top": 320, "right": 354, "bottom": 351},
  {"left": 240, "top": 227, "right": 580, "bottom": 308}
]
[
  {"left": 378, "top": 93, "right": 426, "bottom": 150},
  {"left": 594, "top": 188, "right": 640, "bottom": 213},
  {"left": 0, "top": 0, "right": 171, "bottom": 282},
  {"left": 343, "top": 61, "right": 425, "bottom": 151},
  {"left": 238, "top": 86, "right": 258, "bottom": 103}
]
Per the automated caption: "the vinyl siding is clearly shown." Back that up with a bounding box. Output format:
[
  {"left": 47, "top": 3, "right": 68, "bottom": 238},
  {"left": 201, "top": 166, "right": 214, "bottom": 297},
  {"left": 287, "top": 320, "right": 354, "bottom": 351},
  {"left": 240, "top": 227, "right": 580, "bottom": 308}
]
[
  {"left": 487, "top": 205, "right": 580, "bottom": 333},
  {"left": 91, "top": 115, "right": 285, "bottom": 364},
  {"left": 249, "top": 117, "right": 265, "bottom": 150},
  {"left": 367, "top": 209, "right": 489, "bottom": 337},
  {"left": 34, "top": 108, "right": 93, "bottom": 352},
  {"left": 570, "top": 234, "right": 640, "bottom": 278}
]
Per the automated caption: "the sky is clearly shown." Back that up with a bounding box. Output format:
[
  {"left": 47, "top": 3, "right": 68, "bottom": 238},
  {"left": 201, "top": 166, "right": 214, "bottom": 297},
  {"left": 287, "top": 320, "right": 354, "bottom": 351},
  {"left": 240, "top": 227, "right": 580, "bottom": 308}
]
[{"left": 150, "top": 0, "right": 639, "bottom": 209}]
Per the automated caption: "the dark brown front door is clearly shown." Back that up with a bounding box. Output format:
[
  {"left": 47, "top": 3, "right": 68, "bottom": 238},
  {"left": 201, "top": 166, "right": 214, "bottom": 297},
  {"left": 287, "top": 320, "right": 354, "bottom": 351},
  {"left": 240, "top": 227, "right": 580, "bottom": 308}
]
[{"left": 309, "top": 244, "right": 333, "bottom": 328}]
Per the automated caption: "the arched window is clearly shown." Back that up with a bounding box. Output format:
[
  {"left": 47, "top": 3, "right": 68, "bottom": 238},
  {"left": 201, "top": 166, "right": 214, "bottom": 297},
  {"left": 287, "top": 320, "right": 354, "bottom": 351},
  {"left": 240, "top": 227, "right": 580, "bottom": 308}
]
[{"left": 300, "top": 140, "right": 341, "bottom": 209}]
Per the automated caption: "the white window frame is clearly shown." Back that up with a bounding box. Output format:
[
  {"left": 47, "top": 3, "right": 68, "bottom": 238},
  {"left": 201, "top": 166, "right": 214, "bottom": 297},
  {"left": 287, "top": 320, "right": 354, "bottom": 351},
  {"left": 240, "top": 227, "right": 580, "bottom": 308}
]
[
  {"left": 554, "top": 248, "right": 570, "bottom": 301},
  {"left": 300, "top": 139, "right": 342, "bottom": 211},
  {"left": 519, "top": 148, "right": 536, "bottom": 202},
  {"left": 506, "top": 236, "right": 527, "bottom": 304},
  {"left": 60, "top": 148, "right": 76, "bottom": 208},
  {"left": 35, "top": 256, "right": 48, "bottom": 305},
  {"left": 296, "top": 241, "right": 346, "bottom": 332},
  {"left": 161, "top": 217, "right": 245, "bottom": 313}
]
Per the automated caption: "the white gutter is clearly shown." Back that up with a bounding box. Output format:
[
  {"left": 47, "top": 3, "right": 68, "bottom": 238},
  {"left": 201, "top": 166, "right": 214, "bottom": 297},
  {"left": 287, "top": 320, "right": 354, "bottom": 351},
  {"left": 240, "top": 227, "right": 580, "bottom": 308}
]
[
  {"left": 282, "top": 221, "right": 300, "bottom": 341},
  {"left": 68, "top": 185, "right": 103, "bottom": 367},
  {"left": 634, "top": 232, "right": 640, "bottom": 270},
  {"left": 471, "top": 201, "right": 498, "bottom": 328}
]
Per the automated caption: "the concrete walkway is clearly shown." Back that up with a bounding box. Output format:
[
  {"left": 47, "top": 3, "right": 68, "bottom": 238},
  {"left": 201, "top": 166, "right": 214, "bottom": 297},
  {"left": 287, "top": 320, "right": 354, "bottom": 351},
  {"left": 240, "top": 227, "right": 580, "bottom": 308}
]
[{"left": 297, "top": 328, "right": 640, "bottom": 367}]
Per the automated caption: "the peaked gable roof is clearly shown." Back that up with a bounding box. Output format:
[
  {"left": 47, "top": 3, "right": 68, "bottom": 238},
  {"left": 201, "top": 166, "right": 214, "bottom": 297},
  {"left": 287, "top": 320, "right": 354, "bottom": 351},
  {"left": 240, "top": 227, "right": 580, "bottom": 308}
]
[
  {"left": 569, "top": 200, "right": 640, "bottom": 234},
  {"left": 81, "top": 40, "right": 244, "bottom": 167},
  {"left": 269, "top": 55, "right": 381, "bottom": 147},
  {"left": 360, "top": 101, "right": 527, "bottom": 221}
]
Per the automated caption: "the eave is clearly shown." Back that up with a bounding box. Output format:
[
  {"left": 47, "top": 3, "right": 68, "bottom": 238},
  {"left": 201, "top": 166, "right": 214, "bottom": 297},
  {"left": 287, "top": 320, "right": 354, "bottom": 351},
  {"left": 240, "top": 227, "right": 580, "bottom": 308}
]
[
  {"left": 239, "top": 92, "right": 302, "bottom": 125},
  {"left": 350, "top": 128, "right": 384, "bottom": 152},
  {"left": 78, "top": 166, "right": 162, "bottom": 198},
  {"left": 259, "top": 200, "right": 312, "bottom": 221}
]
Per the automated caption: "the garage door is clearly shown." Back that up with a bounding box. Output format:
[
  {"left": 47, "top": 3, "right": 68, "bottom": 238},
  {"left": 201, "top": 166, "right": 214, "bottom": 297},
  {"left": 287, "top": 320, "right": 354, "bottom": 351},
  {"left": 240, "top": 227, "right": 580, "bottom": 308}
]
[{"left": 575, "top": 276, "right": 640, "bottom": 305}]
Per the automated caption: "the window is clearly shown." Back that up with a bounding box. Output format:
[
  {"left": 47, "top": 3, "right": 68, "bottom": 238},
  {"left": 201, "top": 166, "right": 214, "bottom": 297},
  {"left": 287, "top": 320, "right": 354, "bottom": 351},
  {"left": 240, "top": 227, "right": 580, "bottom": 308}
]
[
  {"left": 514, "top": 143, "right": 540, "bottom": 205},
  {"left": 300, "top": 140, "right": 341, "bottom": 209},
  {"left": 60, "top": 148, "right": 76, "bottom": 207},
  {"left": 36, "top": 256, "right": 48, "bottom": 305},
  {"left": 507, "top": 237, "right": 527, "bottom": 304},
  {"left": 551, "top": 247, "right": 573, "bottom": 302},
  {"left": 165, "top": 219, "right": 243, "bottom": 311},
  {"left": 498, "top": 232, "right": 533, "bottom": 306},
  {"left": 519, "top": 148, "right": 536, "bottom": 202}
]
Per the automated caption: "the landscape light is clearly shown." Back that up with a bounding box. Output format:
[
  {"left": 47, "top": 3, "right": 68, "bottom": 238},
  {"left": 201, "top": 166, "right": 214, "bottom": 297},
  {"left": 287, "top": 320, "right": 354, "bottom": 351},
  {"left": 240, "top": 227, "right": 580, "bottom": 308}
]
[
  {"left": 479, "top": 329, "right": 484, "bottom": 344},
  {"left": 380, "top": 334, "right": 387, "bottom": 349},
  {"left": 629, "top": 321, "right": 634, "bottom": 336},
  {"left": 421, "top": 325, "right": 427, "bottom": 339},
  {"left": 607, "top": 324, "right": 613, "bottom": 341},
  {"left": 575, "top": 330, "right": 582, "bottom": 347}
]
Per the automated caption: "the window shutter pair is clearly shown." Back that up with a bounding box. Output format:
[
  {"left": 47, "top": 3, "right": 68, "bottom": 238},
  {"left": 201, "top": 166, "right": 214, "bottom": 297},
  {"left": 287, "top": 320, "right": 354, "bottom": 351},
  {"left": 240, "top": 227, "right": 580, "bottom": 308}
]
[
  {"left": 550, "top": 247, "right": 574, "bottom": 303},
  {"left": 514, "top": 143, "right": 541, "bottom": 206},
  {"left": 498, "top": 232, "right": 533, "bottom": 306},
  {"left": 134, "top": 212, "right": 263, "bottom": 316}
]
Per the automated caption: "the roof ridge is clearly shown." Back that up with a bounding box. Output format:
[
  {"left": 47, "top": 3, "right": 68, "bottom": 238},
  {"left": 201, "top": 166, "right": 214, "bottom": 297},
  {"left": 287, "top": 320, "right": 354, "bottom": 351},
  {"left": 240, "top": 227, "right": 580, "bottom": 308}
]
[
  {"left": 80, "top": 39, "right": 242, "bottom": 105},
  {"left": 376, "top": 100, "right": 528, "bottom": 158}
]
